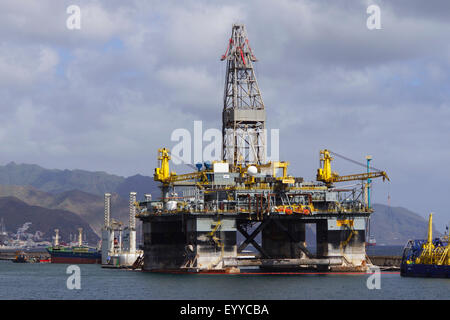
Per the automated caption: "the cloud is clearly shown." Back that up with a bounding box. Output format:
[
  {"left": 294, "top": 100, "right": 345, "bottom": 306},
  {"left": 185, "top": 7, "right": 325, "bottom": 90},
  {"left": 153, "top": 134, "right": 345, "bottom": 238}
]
[
  {"left": 0, "top": 44, "right": 59, "bottom": 88},
  {"left": 0, "top": 0, "right": 449, "bottom": 228}
]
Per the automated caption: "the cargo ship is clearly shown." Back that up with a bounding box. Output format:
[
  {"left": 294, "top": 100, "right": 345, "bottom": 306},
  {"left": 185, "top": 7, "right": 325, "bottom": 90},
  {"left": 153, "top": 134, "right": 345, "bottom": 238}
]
[
  {"left": 47, "top": 228, "right": 101, "bottom": 264},
  {"left": 400, "top": 213, "right": 449, "bottom": 278},
  {"left": 47, "top": 245, "right": 101, "bottom": 264}
]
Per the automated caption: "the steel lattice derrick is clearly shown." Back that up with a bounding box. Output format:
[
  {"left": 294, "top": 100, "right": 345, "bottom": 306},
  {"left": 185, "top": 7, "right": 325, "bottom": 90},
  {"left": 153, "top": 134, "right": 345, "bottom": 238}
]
[{"left": 221, "top": 24, "right": 266, "bottom": 167}]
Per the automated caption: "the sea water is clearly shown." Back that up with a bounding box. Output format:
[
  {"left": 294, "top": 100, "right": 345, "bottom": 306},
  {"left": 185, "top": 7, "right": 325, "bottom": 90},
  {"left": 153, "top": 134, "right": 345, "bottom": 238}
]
[{"left": 0, "top": 259, "right": 448, "bottom": 300}]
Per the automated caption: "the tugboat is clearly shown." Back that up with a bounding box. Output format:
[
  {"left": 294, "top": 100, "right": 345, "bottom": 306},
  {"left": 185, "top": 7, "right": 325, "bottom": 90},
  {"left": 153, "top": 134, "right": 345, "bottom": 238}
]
[
  {"left": 39, "top": 257, "right": 51, "bottom": 263},
  {"left": 366, "top": 235, "right": 376, "bottom": 246},
  {"left": 400, "top": 213, "right": 449, "bottom": 278},
  {"left": 12, "top": 251, "right": 28, "bottom": 263}
]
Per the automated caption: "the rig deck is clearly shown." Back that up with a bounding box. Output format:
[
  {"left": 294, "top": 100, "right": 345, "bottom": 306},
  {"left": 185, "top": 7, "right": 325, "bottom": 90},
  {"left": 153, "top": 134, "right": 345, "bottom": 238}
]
[{"left": 137, "top": 180, "right": 374, "bottom": 273}]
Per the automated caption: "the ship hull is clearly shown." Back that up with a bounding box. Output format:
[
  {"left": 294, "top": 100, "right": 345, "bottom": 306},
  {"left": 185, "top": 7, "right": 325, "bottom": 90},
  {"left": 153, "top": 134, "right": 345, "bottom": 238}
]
[
  {"left": 400, "top": 263, "right": 450, "bottom": 278},
  {"left": 50, "top": 256, "right": 101, "bottom": 264},
  {"left": 47, "top": 247, "right": 101, "bottom": 264}
]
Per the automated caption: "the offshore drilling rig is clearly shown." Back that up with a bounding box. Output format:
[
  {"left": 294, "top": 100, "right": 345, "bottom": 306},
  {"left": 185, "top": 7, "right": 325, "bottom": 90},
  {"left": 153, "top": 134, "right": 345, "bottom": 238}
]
[{"left": 137, "top": 24, "right": 389, "bottom": 273}]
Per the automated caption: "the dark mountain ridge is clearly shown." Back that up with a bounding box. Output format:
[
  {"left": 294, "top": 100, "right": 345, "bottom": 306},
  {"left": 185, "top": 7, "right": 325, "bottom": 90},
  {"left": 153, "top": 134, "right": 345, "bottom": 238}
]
[
  {"left": 0, "top": 196, "right": 98, "bottom": 244},
  {"left": 0, "top": 185, "right": 129, "bottom": 236}
]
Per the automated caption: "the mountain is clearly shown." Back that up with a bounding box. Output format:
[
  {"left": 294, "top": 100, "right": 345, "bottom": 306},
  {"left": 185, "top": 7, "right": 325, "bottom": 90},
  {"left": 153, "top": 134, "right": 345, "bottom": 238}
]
[
  {"left": 370, "top": 204, "right": 443, "bottom": 245},
  {"left": 0, "top": 162, "right": 160, "bottom": 200},
  {"left": 0, "top": 162, "right": 124, "bottom": 195},
  {"left": 115, "top": 174, "right": 160, "bottom": 200},
  {"left": 0, "top": 197, "right": 98, "bottom": 244},
  {"left": 0, "top": 185, "right": 129, "bottom": 236},
  {"left": 49, "top": 190, "right": 130, "bottom": 235}
]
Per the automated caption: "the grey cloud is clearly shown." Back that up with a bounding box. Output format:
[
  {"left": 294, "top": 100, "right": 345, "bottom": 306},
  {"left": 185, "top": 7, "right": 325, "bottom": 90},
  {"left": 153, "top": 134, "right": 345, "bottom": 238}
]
[{"left": 0, "top": 0, "right": 449, "bottom": 228}]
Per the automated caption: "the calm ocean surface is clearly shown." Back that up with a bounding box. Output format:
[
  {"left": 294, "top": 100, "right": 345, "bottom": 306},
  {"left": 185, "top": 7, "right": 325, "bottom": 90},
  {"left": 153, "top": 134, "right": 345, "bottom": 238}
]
[{"left": 0, "top": 258, "right": 448, "bottom": 300}]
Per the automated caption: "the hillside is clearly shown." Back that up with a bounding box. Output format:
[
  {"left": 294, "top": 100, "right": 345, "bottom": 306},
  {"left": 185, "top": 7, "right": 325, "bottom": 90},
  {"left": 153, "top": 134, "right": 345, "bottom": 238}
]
[
  {"left": 0, "top": 162, "right": 124, "bottom": 195},
  {"left": 0, "top": 162, "right": 160, "bottom": 200},
  {"left": 50, "top": 190, "right": 130, "bottom": 235},
  {"left": 0, "top": 197, "right": 98, "bottom": 244},
  {"left": 370, "top": 204, "right": 442, "bottom": 245},
  {"left": 0, "top": 185, "right": 130, "bottom": 236},
  {"left": 115, "top": 174, "right": 160, "bottom": 200}
]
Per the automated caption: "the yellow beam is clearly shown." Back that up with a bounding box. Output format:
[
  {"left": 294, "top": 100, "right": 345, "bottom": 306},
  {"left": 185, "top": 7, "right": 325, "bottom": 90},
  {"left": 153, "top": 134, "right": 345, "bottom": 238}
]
[{"left": 333, "top": 171, "right": 390, "bottom": 183}]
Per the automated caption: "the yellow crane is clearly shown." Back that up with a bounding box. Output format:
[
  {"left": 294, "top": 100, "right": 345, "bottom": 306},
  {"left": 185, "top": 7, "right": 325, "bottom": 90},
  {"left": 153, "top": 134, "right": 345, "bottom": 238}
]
[
  {"left": 316, "top": 149, "right": 389, "bottom": 185},
  {"left": 154, "top": 148, "right": 173, "bottom": 182},
  {"left": 154, "top": 148, "right": 209, "bottom": 185},
  {"left": 416, "top": 213, "right": 435, "bottom": 265},
  {"left": 413, "top": 213, "right": 449, "bottom": 266}
]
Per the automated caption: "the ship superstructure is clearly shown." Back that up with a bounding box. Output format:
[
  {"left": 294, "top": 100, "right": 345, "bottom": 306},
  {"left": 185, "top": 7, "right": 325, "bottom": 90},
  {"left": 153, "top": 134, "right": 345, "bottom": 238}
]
[{"left": 136, "top": 24, "right": 389, "bottom": 273}]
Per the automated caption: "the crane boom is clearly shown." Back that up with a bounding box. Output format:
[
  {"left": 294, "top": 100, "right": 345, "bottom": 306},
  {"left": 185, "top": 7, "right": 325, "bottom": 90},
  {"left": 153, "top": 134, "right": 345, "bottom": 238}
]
[
  {"left": 331, "top": 171, "right": 389, "bottom": 183},
  {"left": 165, "top": 171, "right": 208, "bottom": 184},
  {"left": 316, "top": 149, "right": 389, "bottom": 185}
]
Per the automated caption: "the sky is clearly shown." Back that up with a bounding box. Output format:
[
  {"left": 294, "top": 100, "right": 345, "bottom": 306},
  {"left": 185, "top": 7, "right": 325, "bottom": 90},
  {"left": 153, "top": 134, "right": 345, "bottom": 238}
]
[{"left": 1, "top": 0, "right": 449, "bottom": 229}]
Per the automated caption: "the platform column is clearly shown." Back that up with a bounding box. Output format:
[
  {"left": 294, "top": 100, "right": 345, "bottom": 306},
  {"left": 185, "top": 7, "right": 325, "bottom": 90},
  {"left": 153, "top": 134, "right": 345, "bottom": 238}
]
[
  {"left": 142, "top": 217, "right": 187, "bottom": 271},
  {"left": 261, "top": 219, "right": 306, "bottom": 259},
  {"left": 195, "top": 216, "right": 237, "bottom": 271},
  {"left": 316, "top": 217, "right": 368, "bottom": 271}
]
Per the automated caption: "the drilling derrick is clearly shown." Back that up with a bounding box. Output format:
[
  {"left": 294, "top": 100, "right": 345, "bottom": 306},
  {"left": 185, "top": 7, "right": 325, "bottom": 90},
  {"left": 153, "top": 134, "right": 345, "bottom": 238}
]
[{"left": 221, "top": 24, "right": 266, "bottom": 167}]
